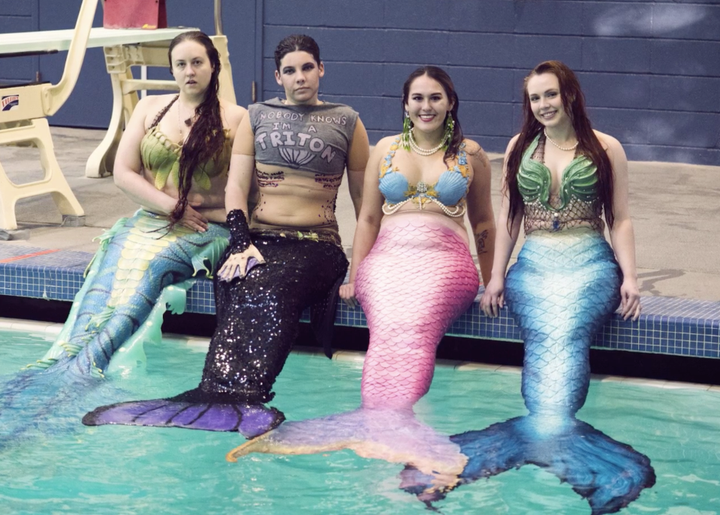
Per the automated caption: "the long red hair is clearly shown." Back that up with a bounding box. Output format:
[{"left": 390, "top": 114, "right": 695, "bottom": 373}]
[{"left": 504, "top": 61, "right": 614, "bottom": 231}]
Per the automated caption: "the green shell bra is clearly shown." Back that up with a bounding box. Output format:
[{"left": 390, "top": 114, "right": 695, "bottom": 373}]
[
  {"left": 518, "top": 134, "right": 599, "bottom": 209},
  {"left": 519, "top": 134, "right": 604, "bottom": 234},
  {"left": 140, "top": 113, "right": 231, "bottom": 192}
]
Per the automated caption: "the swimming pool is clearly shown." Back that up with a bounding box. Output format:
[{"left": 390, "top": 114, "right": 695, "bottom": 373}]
[{"left": 1, "top": 321, "right": 719, "bottom": 514}]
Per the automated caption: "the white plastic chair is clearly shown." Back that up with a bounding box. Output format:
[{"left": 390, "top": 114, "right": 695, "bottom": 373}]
[{"left": 0, "top": 0, "right": 98, "bottom": 231}]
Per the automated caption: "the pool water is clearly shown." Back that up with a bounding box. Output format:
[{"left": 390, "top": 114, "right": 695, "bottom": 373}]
[{"left": 1, "top": 325, "right": 719, "bottom": 514}]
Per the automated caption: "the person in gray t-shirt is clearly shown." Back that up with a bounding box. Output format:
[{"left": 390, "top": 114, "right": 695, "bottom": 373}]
[{"left": 80, "top": 35, "right": 370, "bottom": 438}]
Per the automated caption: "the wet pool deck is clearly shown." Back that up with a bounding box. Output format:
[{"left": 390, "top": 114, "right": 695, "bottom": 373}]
[{"left": 1, "top": 127, "right": 719, "bottom": 360}]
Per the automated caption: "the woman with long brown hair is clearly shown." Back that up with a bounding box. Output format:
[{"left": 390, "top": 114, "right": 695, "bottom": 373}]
[
  {"left": 468, "top": 61, "right": 652, "bottom": 513},
  {"left": 481, "top": 60, "right": 641, "bottom": 388},
  {"left": 30, "top": 31, "right": 245, "bottom": 377}
]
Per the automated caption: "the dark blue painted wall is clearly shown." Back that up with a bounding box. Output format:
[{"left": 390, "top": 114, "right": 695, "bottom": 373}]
[
  {"left": 258, "top": 0, "right": 720, "bottom": 165},
  {"left": 0, "top": 0, "right": 40, "bottom": 85},
  {"left": 1, "top": 0, "right": 718, "bottom": 165},
  {"left": 0, "top": 0, "right": 256, "bottom": 131}
]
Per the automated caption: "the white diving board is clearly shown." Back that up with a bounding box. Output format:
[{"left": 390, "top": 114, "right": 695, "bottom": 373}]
[{"left": 0, "top": 27, "right": 201, "bottom": 55}]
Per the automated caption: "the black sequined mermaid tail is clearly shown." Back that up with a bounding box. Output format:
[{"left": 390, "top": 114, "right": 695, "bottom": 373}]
[
  {"left": 84, "top": 235, "right": 348, "bottom": 438},
  {"left": 401, "top": 229, "right": 655, "bottom": 514}
]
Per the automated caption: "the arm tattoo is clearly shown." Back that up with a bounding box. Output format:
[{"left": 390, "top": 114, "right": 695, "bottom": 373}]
[{"left": 476, "top": 230, "right": 489, "bottom": 255}]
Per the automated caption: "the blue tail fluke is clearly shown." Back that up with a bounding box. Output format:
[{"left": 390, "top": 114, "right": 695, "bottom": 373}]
[
  {"left": 82, "top": 389, "right": 285, "bottom": 438},
  {"left": 402, "top": 416, "right": 655, "bottom": 515}
]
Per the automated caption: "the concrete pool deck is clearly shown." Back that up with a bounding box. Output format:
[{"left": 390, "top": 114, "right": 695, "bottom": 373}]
[{"left": 1, "top": 126, "right": 719, "bottom": 302}]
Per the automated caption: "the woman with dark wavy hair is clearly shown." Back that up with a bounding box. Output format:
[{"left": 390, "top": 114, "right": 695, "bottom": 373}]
[
  {"left": 481, "top": 59, "right": 641, "bottom": 416},
  {"left": 341, "top": 65, "right": 495, "bottom": 409},
  {"left": 113, "top": 30, "right": 245, "bottom": 232},
  {"left": 469, "top": 61, "right": 651, "bottom": 515},
  {"left": 26, "top": 32, "right": 244, "bottom": 379},
  {"left": 482, "top": 58, "right": 640, "bottom": 332}
]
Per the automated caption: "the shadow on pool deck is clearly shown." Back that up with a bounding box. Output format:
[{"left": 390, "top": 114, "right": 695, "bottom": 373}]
[{"left": 1, "top": 126, "right": 720, "bottom": 302}]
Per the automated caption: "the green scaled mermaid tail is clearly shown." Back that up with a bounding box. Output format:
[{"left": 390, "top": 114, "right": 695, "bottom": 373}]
[
  {"left": 0, "top": 210, "right": 228, "bottom": 449},
  {"left": 30, "top": 209, "right": 228, "bottom": 376}
]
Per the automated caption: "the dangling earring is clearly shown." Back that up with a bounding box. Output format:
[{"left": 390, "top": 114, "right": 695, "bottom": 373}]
[
  {"left": 401, "top": 111, "right": 412, "bottom": 151},
  {"left": 442, "top": 113, "right": 455, "bottom": 151}
]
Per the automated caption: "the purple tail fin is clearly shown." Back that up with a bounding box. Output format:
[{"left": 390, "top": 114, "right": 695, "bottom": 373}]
[{"left": 82, "top": 389, "right": 285, "bottom": 439}]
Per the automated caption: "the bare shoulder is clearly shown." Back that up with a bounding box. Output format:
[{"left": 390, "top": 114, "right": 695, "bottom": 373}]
[
  {"left": 140, "top": 93, "right": 176, "bottom": 112},
  {"left": 462, "top": 138, "right": 485, "bottom": 157},
  {"left": 462, "top": 138, "right": 490, "bottom": 169},
  {"left": 135, "top": 94, "right": 176, "bottom": 127},
  {"left": 593, "top": 129, "right": 621, "bottom": 151},
  {"left": 220, "top": 99, "right": 247, "bottom": 127},
  {"left": 506, "top": 133, "right": 521, "bottom": 154},
  {"left": 373, "top": 135, "right": 398, "bottom": 155},
  {"left": 593, "top": 129, "right": 626, "bottom": 159}
]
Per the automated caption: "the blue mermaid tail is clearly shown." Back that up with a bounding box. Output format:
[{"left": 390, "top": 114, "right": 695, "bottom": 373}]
[
  {"left": 507, "top": 228, "right": 621, "bottom": 419},
  {"left": 446, "top": 417, "right": 655, "bottom": 514},
  {"left": 402, "top": 228, "right": 655, "bottom": 513},
  {"left": 0, "top": 210, "right": 229, "bottom": 448},
  {"left": 401, "top": 416, "right": 655, "bottom": 514}
]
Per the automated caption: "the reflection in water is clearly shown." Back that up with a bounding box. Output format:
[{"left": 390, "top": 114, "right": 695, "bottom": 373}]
[
  {"left": 228, "top": 406, "right": 467, "bottom": 500},
  {"left": 402, "top": 414, "right": 655, "bottom": 515}
]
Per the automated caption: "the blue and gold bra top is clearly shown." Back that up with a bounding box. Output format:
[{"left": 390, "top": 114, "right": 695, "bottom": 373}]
[
  {"left": 378, "top": 136, "right": 470, "bottom": 217},
  {"left": 519, "top": 134, "right": 604, "bottom": 234}
]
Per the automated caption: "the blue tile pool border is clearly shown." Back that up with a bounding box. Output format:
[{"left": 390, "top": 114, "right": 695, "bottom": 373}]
[{"left": 2, "top": 245, "right": 719, "bottom": 359}]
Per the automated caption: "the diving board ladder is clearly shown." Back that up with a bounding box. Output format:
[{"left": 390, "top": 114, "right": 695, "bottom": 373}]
[{"left": 0, "top": 0, "right": 97, "bottom": 232}]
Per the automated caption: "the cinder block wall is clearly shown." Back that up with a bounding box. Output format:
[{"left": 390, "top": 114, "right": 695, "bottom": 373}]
[
  {"left": 0, "top": 1, "right": 40, "bottom": 85},
  {"left": 260, "top": 0, "right": 720, "bottom": 165},
  {"left": 1, "top": 0, "right": 718, "bottom": 165}
]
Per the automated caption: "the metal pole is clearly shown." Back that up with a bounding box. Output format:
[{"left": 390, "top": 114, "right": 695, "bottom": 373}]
[{"left": 214, "top": 0, "right": 223, "bottom": 35}]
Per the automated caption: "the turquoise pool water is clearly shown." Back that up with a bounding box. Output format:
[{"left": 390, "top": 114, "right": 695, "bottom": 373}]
[{"left": 1, "top": 325, "right": 719, "bottom": 514}]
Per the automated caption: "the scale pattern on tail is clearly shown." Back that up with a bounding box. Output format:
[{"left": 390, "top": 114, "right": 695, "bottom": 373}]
[
  {"left": 355, "top": 217, "right": 479, "bottom": 408},
  {"left": 30, "top": 210, "right": 228, "bottom": 376},
  {"left": 403, "top": 228, "right": 655, "bottom": 513},
  {"left": 505, "top": 228, "right": 621, "bottom": 416}
]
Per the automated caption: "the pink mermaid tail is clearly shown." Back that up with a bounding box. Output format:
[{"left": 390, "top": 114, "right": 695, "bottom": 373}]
[
  {"left": 227, "top": 407, "right": 468, "bottom": 492},
  {"left": 355, "top": 214, "right": 479, "bottom": 409},
  {"left": 227, "top": 215, "right": 479, "bottom": 501}
]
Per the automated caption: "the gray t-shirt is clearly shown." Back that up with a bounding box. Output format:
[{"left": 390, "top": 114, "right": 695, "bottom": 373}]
[{"left": 248, "top": 98, "right": 359, "bottom": 175}]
